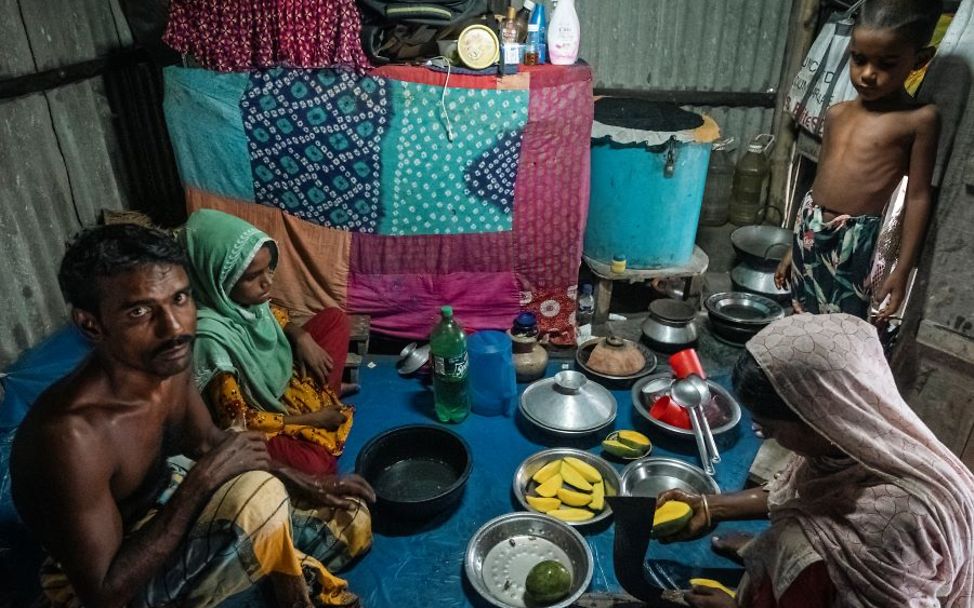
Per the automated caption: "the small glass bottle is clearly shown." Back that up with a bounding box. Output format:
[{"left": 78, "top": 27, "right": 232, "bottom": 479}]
[{"left": 576, "top": 283, "right": 595, "bottom": 326}]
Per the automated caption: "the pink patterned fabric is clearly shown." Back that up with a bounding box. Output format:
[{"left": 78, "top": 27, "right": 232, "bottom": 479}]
[
  {"left": 347, "top": 272, "right": 520, "bottom": 338},
  {"left": 165, "top": 0, "right": 371, "bottom": 72},
  {"left": 350, "top": 232, "right": 514, "bottom": 275},
  {"left": 748, "top": 314, "right": 974, "bottom": 607}
]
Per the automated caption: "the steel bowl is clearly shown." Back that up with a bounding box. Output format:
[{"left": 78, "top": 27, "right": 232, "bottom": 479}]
[
  {"left": 519, "top": 371, "right": 617, "bottom": 438},
  {"left": 465, "top": 512, "right": 594, "bottom": 608},
  {"left": 575, "top": 338, "right": 658, "bottom": 387},
  {"left": 730, "top": 263, "right": 790, "bottom": 302},
  {"left": 512, "top": 448, "right": 622, "bottom": 527},
  {"left": 620, "top": 457, "right": 720, "bottom": 498},
  {"left": 631, "top": 373, "right": 741, "bottom": 438},
  {"left": 731, "top": 225, "right": 792, "bottom": 270},
  {"left": 355, "top": 425, "right": 472, "bottom": 520},
  {"left": 705, "top": 292, "right": 786, "bottom": 344}
]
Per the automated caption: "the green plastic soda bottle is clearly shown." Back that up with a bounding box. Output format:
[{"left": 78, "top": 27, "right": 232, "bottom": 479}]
[{"left": 430, "top": 306, "right": 471, "bottom": 423}]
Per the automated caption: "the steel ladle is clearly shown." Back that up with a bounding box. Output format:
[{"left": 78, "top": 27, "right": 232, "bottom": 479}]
[{"left": 671, "top": 375, "right": 720, "bottom": 474}]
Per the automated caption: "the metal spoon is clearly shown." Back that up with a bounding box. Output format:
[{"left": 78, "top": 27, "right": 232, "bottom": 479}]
[
  {"left": 671, "top": 378, "right": 715, "bottom": 475},
  {"left": 685, "top": 375, "right": 720, "bottom": 464}
]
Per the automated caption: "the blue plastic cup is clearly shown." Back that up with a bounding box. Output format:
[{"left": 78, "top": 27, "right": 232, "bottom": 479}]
[{"left": 467, "top": 331, "right": 517, "bottom": 417}]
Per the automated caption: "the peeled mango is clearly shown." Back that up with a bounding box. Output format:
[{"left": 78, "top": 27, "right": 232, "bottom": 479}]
[
  {"left": 562, "top": 456, "right": 602, "bottom": 483},
  {"left": 652, "top": 500, "right": 693, "bottom": 537},
  {"left": 590, "top": 481, "right": 605, "bottom": 511},
  {"left": 689, "top": 578, "right": 736, "bottom": 598},
  {"left": 526, "top": 496, "right": 562, "bottom": 512},
  {"left": 547, "top": 508, "right": 595, "bottom": 522},
  {"left": 526, "top": 457, "right": 607, "bottom": 520},
  {"left": 560, "top": 461, "right": 593, "bottom": 491},
  {"left": 557, "top": 487, "right": 592, "bottom": 507},
  {"left": 525, "top": 560, "right": 573, "bottom": 604},
  {"left": 535, "top": 474, "right": 563, "bottom": 498},
  {"left": 532, "top": 460, "right": 562, "bottom": 484}
]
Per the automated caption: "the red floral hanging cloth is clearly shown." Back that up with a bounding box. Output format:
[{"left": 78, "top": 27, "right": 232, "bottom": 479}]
[{"left": 164, "top": 0, "right": 371, "bottom": 71}]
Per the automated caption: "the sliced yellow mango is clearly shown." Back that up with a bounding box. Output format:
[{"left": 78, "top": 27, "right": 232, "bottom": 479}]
[
  {"left": 526, "top": 496, "right": 562, "bottom": 513},
  {"left": 562, "top": 456, "right": 602, "bottom": 484},
  {"left": 547, "top": 508, "right": 595, "bottom": 522},
  {"left": 531, "top": 460, "right": 562, "bottom": 484},
  {"left": 535, "top": 474, "right": 563, "bottom": 498},
  {"left": 617, "top": 430, "right": 651, "bottom": 451},
  {"left": 690, "top": 578, "right": 736, "bottom": 598},
  {"left": 653, "top": 501, "right": 693, "bottom": 537},
  {"left": 601, "top": 439, "right": 644, "bottom": 459},
  {"left": 557, "top": 487, "right": 593, "bottom": 507},
  {"left": 590, "top": 481, "right": 605, "bottom": 511},
  {"left": 560, "top": 460, "right": 593, "bottom": 491}
]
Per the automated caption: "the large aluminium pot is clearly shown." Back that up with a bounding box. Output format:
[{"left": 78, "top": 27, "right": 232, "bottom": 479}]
[
  {"left": 730, "top": 225, "right": 791, "bottom": 270},
  {"left": 730, "top": 225, "right": 792, "bottom": 302}
]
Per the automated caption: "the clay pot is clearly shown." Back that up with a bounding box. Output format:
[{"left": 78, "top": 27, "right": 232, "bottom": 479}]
[{"left": 509, "top": 330, "right": 548, "bottom": 382}]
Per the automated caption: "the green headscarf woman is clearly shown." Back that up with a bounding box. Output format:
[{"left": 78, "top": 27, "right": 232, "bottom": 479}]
[
  {"left": 182, "top": 209, "right": 293, "bottom": 412},
  {"left": 181, "top": 209, "right": 353, "bottom": 477}
]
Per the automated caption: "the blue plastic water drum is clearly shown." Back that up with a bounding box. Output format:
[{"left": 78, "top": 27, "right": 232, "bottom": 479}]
[
  {"left": 585, "top": 100, "right": 714, "bottom": 269},
  {"left": 467, "top": 330, "right": 517, "bottom": 417}
]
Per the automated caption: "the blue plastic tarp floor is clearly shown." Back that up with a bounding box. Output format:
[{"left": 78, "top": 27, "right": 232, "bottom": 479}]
[
  {"left": 340, "top": 358, "right": 768, "bottom": 607},
  {"left": 1, "top": 328, "right": 768, "bottom": 606}
]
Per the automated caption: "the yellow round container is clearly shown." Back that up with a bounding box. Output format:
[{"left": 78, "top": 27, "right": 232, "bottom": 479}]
[{"left": 457, "top": 24, "right": 500, "bottom": 70}]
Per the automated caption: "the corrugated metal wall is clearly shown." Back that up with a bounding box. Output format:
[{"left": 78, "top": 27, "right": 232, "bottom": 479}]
[
  {"left": 578, "top": 0, "right": 794, "bottom": 154},
  {"left": 0, "top": 1, "right": 140, "bottom": 367}
]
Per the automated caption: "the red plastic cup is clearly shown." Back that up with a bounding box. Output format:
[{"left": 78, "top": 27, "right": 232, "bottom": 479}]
[
  {"left": 669, "top": 348, "right": 706, "bottom": 380},
  {"left": 649, "top": 396, "right": 692, "bottom": 429}
]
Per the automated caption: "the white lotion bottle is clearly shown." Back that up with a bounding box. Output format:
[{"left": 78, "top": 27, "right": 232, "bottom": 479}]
[{"left": 547, "top": 0, "right": 580, "bottom": 65}]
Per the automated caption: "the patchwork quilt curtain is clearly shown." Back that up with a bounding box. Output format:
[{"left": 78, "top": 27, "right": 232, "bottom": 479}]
[{"left": 164, "top": 64, "right": 592, "bottom": 344}]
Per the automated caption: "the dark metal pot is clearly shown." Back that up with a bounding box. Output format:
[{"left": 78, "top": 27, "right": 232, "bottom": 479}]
[
  {"left": 355, "top": 424, "right": 472, "bottom": 520},
  {"left": 641, "top": 299, "right": 698, "bottom": 354},
  {"left": 730, "top": 225, "right": 791, "bottom": 270}
]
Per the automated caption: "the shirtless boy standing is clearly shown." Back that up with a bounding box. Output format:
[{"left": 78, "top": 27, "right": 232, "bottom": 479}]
[{"left": 776, "top": 0, "right": 942, "bottom": 321}]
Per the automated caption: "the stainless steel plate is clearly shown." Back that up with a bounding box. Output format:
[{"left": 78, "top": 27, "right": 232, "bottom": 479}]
[
  {"left": 465, "top": 513, "right": 593, "bottom": 608},
  {"left": 519, "top": 371, "right": 617, "bottom": 436},
  {"left": 631, "top": 373, "right": 741, "bottom": 438},
  {"left": 620, "top": 457, "right": 720, "bottom": 498},
  {"left": 512, "top": 448, "right": 622, "bottom": 527}
]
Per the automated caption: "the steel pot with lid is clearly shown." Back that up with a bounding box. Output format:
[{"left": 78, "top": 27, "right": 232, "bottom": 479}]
[
  {"left": 519, "top": 370, "right": 617, "bottom": 438},
  {"left": 641, "top": 298, "right": 698, "bottom": 353}
]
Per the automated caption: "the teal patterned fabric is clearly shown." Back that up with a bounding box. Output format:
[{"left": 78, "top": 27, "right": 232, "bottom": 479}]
[
  {"left": 242, "top": 68, "right": 389, "bottom": 232},
  {"left": 380, "top": 80, "right": 528, "bottom": 235}
]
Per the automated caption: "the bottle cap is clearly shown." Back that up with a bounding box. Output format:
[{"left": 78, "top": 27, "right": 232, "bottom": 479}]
[
  {"left": 581, "top": 283, "right": 593, "bottom": 295},
  {"left": 441, "top": 305, "right": 454, "bottom": 317},
  {"left": 523, "top": 0, "right": 536, "bottom": 10},
  {"left": 514, "top": 311, "right": 538, "bottom": 328},
  {"left": 507, "top": 5, "right": 517, "bottom": 19},
  {"left": 612, "top": 254, "right": 626, "bottom": 262}
]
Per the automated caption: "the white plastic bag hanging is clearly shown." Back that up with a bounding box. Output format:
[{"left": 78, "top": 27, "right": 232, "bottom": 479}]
[{"left": 786, "top": 1, "right": 864, "bottom": 137}]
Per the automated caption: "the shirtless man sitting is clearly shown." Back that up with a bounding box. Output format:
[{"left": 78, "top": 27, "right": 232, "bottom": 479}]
[{"left": 10, "top": 224, "right": 375, "bottom": 608}]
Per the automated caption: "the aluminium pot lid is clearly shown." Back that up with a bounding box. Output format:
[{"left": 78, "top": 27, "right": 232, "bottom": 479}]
[
  {"left": 649, "top": 298, "right": 696, "bottom": 324},
  {"left": 520, "top": 371, "right": 617, "bottom": 434}
]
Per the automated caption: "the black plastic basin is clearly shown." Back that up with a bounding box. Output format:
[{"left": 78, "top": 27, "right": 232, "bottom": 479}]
[{"left": 355, "top": 424, "right": 472, "bottom": 520}]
